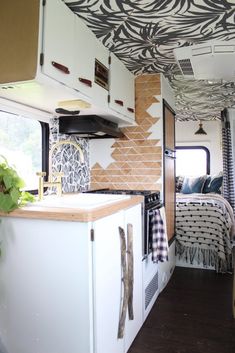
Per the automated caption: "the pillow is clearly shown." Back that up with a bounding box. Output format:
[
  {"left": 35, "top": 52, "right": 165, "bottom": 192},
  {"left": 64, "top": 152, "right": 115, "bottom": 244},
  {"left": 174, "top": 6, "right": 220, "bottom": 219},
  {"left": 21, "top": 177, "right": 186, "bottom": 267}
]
[
  {"left": 202, "top": 173, "right": 223, "bottom": 194},
  {"left": 176, "top": 176, "right": 184, "bottom": 193},
  {"left": 181, "top": 175, "right": 207, "bottom": 194}
]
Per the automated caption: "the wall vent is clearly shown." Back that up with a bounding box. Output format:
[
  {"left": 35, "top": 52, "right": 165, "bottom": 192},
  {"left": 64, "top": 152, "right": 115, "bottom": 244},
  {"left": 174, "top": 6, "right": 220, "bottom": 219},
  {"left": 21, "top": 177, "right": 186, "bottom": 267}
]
[{"left": 145, "top": 272, "right": 158, "bottom": 309}]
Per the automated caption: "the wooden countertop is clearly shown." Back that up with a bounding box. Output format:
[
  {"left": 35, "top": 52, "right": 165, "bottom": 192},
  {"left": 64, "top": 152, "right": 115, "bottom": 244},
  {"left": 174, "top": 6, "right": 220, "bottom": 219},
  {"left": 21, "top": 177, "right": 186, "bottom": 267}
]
[{"left": 0, "top": 195, "right": 143, "bottom": 222}]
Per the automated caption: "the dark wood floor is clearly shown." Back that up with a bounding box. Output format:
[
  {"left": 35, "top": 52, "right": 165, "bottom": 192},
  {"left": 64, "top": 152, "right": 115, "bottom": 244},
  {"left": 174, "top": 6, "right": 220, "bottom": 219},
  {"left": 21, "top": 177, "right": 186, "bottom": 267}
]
[{"left": 128, "top": 267, "right": 235, "bottom": 353}]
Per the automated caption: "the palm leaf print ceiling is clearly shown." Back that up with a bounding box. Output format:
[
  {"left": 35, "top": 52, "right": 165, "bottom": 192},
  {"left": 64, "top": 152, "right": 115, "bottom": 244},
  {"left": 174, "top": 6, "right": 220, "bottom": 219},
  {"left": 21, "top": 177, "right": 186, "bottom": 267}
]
[{"left": 64, "top": 0, "right": 235, "bottom": 120}]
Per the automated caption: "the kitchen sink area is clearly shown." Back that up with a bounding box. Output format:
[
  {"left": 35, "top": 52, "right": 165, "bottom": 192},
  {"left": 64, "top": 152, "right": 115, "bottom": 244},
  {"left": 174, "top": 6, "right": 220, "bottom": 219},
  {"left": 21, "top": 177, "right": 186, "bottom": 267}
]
[{"left": 30, "top": 193, "right": 131, "bottom": 209}]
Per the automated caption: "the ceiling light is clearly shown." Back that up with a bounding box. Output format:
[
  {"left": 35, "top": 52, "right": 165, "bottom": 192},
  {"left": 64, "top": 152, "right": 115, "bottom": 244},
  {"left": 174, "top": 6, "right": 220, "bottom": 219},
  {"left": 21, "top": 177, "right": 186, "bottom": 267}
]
[{"left": 194, "top": 121, "right": 207, "bottom": 135}]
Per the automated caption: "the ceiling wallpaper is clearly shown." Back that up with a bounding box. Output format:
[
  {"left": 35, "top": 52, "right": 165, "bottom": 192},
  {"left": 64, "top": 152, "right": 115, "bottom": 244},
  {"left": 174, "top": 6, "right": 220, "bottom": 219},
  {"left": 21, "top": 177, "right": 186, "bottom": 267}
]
[{"left": 64, "top": 0, "right": 235, "bottom": 120}]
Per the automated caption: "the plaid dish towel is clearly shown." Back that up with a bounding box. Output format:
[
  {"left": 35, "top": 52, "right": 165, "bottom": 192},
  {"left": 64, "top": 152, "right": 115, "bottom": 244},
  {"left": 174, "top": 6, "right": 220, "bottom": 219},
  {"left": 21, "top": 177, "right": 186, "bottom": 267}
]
[{"left": 149, "top": 208, "right": 169, "bottom": 263}]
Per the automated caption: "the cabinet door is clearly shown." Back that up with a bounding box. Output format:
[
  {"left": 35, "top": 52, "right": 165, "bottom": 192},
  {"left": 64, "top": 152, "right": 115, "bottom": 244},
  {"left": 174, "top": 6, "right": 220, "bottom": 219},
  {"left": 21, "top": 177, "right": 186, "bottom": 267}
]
[
  {"left": 92, "top": 39, "right": 110, "bottom": 110},
  {"left": 0, "top": 0, "right": 40, "bottom": 84},
  {"left": 123, "top": 68, "right": 135, "bottom": 120},
  {"left": 164, "top": 103, "right": 175, "bottom": 150},
  {"left": 92, "top": 211, "right": 125, "bottom": 353},
  {"left": 42, "top": 0, "right": 75, "bottom": 87},
  {"left": 73, "top": 16, "right": 95, "bottom": 97},
  {"left": 124, "top": 204, "right": 143, "bottom": 352},
  {"left": 163, "top": 101, "right": 176, "bottom": 241},
  {"left": 0, "top": 217, "right": 93, "bottom": 353},
  {"left": 109, "top": 53, "right": 135, "bottom": 120},
  {"left": 164, "top": 155, "right": 175, "bottom": 241}
]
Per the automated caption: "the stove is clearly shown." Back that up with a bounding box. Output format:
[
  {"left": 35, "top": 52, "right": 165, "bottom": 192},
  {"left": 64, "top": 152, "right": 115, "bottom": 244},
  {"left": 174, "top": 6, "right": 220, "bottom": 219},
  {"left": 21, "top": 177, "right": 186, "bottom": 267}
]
[{"left": 86, "top": 189, "right": 160, "bottom": 206}]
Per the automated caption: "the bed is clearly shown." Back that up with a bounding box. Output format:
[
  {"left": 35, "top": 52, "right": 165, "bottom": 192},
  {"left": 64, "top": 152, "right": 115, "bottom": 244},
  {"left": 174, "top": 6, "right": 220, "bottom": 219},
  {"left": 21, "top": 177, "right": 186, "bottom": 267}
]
[{"left": 175, "top": 193, "right": 234, "bottom": 273}]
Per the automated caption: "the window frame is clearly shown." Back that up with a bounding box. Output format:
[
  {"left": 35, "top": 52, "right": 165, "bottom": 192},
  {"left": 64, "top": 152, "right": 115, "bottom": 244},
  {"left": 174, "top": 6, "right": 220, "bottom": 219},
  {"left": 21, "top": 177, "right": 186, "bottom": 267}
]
[
  {"left": 176, "top": 145, "right": 210, "bottom": 175},
  {"left": 27, "top": 121, "right": 49, "bottom": 194}
]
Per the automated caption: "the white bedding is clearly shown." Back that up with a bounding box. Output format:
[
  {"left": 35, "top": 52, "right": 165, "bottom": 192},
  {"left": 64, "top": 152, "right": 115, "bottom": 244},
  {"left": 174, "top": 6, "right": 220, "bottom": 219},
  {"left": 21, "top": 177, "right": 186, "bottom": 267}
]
[{"left": 176, "top": 193, "right": 234, "bottom": 272}]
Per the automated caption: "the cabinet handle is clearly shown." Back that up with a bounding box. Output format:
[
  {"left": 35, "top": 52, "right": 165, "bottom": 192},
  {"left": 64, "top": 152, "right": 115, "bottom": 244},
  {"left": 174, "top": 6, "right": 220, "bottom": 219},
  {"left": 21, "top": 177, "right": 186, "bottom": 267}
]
[
  {"left": 115, "top": 99, "right": 124, "bottom": 107},
  {"left": 78, "top": 77, "right": 92, "bottom": 87},
  {"left": 55, "top": 108, "right": 80, "bottom": 115},
  {"left": 127, "top": 223, "right": 134, "bottom": 320},
  {"left": 51, "top": 61, "right": 70, "bottom": 74},
  {"left": 118, "top": 226, "right": 128, "bottom": 339},
  {"left": 127, "top": 107, "right": 134, "bottom": 113},
  {"left": 117, "top": 224, "right": 134, "bottom": 339}
]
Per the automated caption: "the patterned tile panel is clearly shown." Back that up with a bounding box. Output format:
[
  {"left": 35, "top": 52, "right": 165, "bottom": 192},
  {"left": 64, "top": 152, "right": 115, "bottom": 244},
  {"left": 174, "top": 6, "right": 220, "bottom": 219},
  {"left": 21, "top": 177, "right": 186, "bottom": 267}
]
[{"left": 50, "top": 118, "right": 90, "bottom": 193}]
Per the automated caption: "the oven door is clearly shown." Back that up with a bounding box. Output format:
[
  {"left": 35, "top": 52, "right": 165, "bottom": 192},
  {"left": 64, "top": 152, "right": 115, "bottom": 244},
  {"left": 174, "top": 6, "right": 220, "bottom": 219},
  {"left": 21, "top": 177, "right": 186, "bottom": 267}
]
[{"left": 144, "top": 202, "right": 162, "bottom": 258}]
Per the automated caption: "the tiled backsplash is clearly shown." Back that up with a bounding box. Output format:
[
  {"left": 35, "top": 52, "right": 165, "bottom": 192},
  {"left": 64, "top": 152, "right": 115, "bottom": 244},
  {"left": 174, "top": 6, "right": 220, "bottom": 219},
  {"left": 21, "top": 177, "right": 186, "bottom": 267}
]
[
  {"left": 50, "top": 74, "right": 163, "bottom": 193},
  {"left": 90, "top": 74, "right": 163, "bottom": 191},
  {"left": 50, "top": 118, "right": 90, "bottom": 193}
]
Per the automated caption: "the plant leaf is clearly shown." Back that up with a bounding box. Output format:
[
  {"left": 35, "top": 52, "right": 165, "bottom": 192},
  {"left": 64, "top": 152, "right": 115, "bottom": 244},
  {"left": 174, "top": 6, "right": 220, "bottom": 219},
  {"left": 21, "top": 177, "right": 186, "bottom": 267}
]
[
  {"left": 0, "top": 157, "right": 32, "bottom": 212},
  {"left": 10, "top": 188, "right": 21, "bottom": 204},
  {"left": 3, "top": 173, "right": 14, "bottom": 190},
  {"left": 0, "top": 192, "right": 17, "bottom": 213},
  {"left": 20, "top": 191, "right": 35, "bottom": 206}
]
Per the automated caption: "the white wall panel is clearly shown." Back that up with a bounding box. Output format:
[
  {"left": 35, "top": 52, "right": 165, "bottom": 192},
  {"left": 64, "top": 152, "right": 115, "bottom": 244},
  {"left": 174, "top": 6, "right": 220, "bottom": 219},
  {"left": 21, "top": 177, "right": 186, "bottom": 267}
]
[{"left": 175, "top": 120, "right": 222, "bottom": 175}]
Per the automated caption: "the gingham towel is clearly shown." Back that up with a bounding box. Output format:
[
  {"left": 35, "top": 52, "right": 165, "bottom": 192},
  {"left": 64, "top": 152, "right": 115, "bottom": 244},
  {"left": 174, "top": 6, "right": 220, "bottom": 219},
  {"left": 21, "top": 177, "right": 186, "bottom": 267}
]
[{"left": 149, "top": 208, "right": 169, "bottom": 263}]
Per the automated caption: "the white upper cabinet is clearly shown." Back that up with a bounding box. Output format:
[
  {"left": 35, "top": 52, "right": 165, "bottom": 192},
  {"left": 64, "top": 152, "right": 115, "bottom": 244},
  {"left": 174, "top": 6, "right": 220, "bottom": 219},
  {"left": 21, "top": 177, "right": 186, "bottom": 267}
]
[
  {"left": 42, "top": 0, "right": 75, "bottom": 87},
  {"left": 73, "top": 16, "right": 109, "bottom": 107},
  {"left": 73, "top": 16, "right": 96, "bottom": 97},
  {"left": 109, "top": 53, "right": 135, "bottom": 121},
  {"left": 0, "top": 0, "right": 135, "bottom": 125},
  {"left": 92, "top": 39, "right": 109, "bottom": 110}
]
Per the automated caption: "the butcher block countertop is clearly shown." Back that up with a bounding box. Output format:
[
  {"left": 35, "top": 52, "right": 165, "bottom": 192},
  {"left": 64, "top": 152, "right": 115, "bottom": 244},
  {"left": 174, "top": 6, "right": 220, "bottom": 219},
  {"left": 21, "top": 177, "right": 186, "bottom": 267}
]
[{"left": 0, "top": 193, "right": 143, "bottom": 222}]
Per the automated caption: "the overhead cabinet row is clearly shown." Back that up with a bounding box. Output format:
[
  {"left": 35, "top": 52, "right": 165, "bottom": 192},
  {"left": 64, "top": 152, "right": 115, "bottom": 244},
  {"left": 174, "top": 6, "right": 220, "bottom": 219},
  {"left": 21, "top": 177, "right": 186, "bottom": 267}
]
[{"left": 0, "top": 0, "right": 135, "bottom": 125}]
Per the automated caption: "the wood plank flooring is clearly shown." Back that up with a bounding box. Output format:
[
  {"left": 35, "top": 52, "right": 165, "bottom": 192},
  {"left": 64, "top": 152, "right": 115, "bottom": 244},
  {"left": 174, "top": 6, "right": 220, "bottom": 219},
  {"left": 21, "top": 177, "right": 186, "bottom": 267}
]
[{"left": 128, "top": 267, "right": 235, "bottom": 353}]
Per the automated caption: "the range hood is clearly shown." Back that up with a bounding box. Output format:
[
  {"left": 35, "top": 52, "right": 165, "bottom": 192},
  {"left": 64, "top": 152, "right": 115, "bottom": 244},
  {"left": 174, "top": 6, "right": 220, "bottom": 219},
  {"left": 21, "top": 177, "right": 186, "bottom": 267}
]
[
  {"left": 174, "top": 41, "right": 235, "bottom": 80},
  {"left": 59, "top": 115, "right": 124, "bottom": 139}
]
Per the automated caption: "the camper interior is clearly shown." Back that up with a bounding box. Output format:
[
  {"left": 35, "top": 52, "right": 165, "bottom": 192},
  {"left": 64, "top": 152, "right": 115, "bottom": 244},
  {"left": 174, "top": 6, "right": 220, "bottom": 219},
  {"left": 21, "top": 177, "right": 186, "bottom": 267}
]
[{"left": 0, "top": 1, "right": 235, "bottom": 353}]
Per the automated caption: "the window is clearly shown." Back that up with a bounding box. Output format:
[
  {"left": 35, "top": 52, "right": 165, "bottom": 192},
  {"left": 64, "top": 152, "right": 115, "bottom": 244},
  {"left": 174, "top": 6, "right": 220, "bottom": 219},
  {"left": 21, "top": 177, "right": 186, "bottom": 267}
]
[
  {"left": 0, "top": 111, "right": 49, "bottom": 192},
  {"left": 176, "top": 146, "right": 210, "bottom": 177}
]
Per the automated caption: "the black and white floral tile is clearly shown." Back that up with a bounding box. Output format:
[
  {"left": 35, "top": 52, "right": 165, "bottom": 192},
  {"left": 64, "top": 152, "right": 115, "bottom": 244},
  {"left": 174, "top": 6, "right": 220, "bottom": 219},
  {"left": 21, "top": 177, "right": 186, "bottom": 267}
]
[
  {"left": 50, "top": 118, "right": 90, "bottom": 193},
  {"left": 64, "top": 0, "right": 235, "bottom": 120}
]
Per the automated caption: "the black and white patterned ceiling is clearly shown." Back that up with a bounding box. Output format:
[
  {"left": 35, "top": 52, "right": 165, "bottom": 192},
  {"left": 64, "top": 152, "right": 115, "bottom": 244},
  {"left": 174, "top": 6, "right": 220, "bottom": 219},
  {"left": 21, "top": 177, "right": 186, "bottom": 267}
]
[{"left": 64, "top": 0, "right": 235, "bottom": 120}]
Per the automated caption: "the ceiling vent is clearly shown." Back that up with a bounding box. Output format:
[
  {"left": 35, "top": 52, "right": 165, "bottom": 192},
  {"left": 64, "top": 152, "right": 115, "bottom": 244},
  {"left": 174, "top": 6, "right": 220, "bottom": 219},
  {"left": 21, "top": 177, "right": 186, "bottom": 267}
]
[
  {"left": 174, "top": 41, "right": 235, "bottom": 80},
  {"left": 177, "top": 59, "right": 194, "bottom": 76}
]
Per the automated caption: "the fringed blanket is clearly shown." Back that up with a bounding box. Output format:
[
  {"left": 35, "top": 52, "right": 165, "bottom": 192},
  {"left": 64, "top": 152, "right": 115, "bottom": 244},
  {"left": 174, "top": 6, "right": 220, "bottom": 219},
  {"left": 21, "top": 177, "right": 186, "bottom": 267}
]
[{"left": 176, "top": 193, "right": 234, "bottom": 273}]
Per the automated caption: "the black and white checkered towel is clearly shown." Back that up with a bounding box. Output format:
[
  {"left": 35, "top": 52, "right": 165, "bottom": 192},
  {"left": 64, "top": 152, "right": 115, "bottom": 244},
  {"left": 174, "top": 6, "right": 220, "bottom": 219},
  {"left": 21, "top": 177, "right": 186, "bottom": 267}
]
[{"left": 149, "top": 208, "right": 168, "bottom": 263}]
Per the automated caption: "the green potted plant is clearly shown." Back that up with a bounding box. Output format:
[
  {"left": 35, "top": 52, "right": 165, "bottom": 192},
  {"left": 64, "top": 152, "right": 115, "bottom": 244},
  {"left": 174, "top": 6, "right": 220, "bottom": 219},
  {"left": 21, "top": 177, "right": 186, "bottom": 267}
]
[{"left": 0, "top": 155, "right": 35, "bottom": 213}]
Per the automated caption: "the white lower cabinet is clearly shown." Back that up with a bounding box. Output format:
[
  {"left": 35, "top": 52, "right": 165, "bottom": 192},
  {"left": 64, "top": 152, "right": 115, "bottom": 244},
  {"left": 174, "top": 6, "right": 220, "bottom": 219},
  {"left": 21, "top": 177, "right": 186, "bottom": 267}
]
[
  {"left": 92, "top": 211, "right": 125, "bottom": 353},
  {"left": 0, "top": 204, "right": 142, "bottom": 353},
  {"left": 93, "top": 204, "right": 143, "bottom": 353},
  {"left": 123, "top": 205, "right": 143, "bottom": 352}
]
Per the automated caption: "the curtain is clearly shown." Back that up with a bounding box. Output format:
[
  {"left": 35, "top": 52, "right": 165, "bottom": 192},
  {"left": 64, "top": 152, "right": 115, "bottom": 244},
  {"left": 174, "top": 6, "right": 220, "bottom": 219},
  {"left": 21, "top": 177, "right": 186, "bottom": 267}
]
[{"left": 221, "top": 108, "right": 235, "bottom": 212}]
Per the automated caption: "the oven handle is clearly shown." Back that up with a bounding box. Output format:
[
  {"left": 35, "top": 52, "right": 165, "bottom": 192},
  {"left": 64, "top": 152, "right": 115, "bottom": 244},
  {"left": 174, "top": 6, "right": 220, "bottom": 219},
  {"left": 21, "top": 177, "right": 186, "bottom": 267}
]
[{"left": 145, "top": 202, "right": 162, "bottom": 212}]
